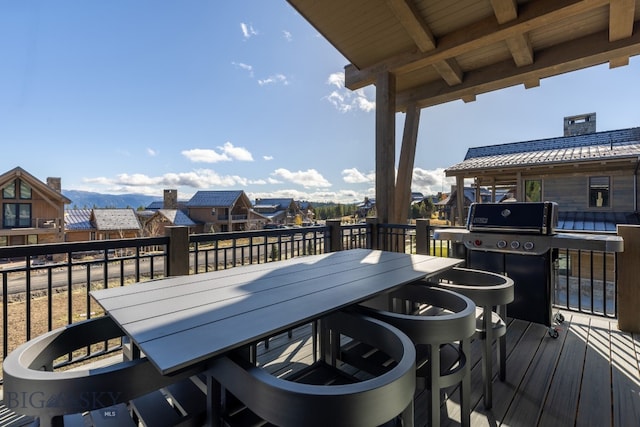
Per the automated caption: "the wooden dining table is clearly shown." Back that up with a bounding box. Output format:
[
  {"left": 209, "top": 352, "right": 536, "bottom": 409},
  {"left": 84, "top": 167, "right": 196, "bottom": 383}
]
[{"left": 91, "top": 249, "right": 463, "bottom": 376}]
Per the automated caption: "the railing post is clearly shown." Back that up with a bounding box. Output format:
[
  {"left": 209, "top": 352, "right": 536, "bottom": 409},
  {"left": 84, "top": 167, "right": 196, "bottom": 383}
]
[
  {"left": 326, "top": 219, "right": 343, "bottom": 252},
  {"left": 367, "top": 217, "right": 379, "bottom": 250},
  {"left": 616, "top": 225, "right": 640, "bottom": 332},
  {"left": 166, "top": 226, "right": 190, "bottom": 277},
  {"left": 415, "top": 219, "right": 430, "bottom": 255}
]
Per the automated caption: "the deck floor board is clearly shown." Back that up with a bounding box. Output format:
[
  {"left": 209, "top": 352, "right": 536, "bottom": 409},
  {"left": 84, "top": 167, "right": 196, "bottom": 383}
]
[
  {"left": 1, "top": 311, "right": 639, "bottom": 427},
  {"left": 255, "top": 311, "right": 640, "bottom": 427}
]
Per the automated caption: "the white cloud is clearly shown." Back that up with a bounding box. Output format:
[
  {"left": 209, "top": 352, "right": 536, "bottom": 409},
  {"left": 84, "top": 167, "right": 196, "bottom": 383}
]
[
  {"left": 232, "top": 62, "right": 254, "bottom": 77},
  {"left": 272, "top": 168, "right": 331, "bottom": 188},
  {"left": 342, "top": 168, "right": 374, "bottom": 184},
  {"left": 283, "top": 30, "right": 292, "bottom": 42},
  {"left": 240, "top": 23, "right": 257, "bottom": 39},
  {"left": 258, "top": 74, "right": 289, "bottom": 86},
  {"left": 146, "top": 148, "right": 157, "bottom": 157},
  {"left": 411, "top": 167, "right": 455, "bottom": 195},
  {"left": 182, "top": 143, "right": 253, "bottom": 163},
  {"left": 218, "top": 141, "right": 254, "bottom": 161},
  {"left": 182, "top": 148, "right": 230, "bottom": 163},
  {"left": 263, "top": 155, "right": 274, "bottom": 161},
  {"left": 325, "top": 71, "right": 375, "bottom": 113}
]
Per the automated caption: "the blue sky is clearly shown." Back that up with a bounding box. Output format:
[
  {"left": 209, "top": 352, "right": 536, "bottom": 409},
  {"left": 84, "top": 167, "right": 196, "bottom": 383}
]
[{"left": 2, "top": 1, "right": 640, "bottom": 204}]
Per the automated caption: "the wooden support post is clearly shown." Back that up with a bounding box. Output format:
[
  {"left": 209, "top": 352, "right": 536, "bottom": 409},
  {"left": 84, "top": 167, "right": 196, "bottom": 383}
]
[
  {"left": 166, "top": 226, "right": 189, "bottom": 277},
  {"left": 617, "top": 225, "right": 640, "bottom": 332},
  {"left": 393, "top": 103, "right": 421, "bottom": 224},
  {"left": 456, "top": 176, "right": 465, "bottom": 226},
  {"left": 415, "top": 218, "right": 430, "bottom": 255},
  {"left": 375, "top": 72, "right": 396, "bottom": 225},
  {"left": 367, "top": 217, "right": 379, "bottom": 250},
  {"left": 326, "top": 219, "right": 343, "bottom": 252}
]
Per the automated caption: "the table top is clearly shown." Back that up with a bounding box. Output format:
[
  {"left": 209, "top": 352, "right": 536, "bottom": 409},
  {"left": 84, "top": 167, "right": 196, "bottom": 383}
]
[{"left": 91, "top": 249, "right": 463, "bottom": 375}]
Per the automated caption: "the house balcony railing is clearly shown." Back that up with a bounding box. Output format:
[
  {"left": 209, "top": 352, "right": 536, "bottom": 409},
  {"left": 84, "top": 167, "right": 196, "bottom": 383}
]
[
  {"left": 0, "top": 219, "right": 631, "bottom": 384},
  {"left": 216, "top": 214, "right": 248, "bottom": 221}
]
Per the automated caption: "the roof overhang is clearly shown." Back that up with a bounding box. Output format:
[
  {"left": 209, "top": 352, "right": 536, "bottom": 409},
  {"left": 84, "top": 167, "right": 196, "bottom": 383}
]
[{"left": 286, "top": 0, "right": 640, "bottom": 111}]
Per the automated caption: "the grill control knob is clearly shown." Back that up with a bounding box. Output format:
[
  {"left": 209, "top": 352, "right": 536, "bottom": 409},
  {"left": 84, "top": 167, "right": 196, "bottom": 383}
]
[
  {"left": 497, "top": 240, "right": 507, "bottom": 249},
  {"left": 524, "top": 241, "right": 535, "bottom": 251},
  {"left": 510, "top": 241, "right": 520, "bottom": 250}
]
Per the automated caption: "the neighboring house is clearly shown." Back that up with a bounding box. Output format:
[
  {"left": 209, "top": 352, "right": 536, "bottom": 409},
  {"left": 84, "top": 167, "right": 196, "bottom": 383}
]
[
  {"left": 355, "top": 197, "right": 376, "bottom": 219},
  {"left": 137, "top": 209, "right": 198, "bottom": 237},
  {"left": 64, "top": 208, "right": 94, "bottom": 242},
  {"left": 435, "top": 187, "right": 510, "bottom": 223},
  {"left": 0, "top": 167, "right": 71, "bottom": 246},
  {"left": 253, "top": 198, "right": 300, "bottom": 225},
  {"left": 90, "top": 208, "right": 142, "bottom": 239},
  {"left": 146, "top": 189, "right": 189, "bottom": 213},
  {"left": 187, "top": 190, "right": 263, "bottom": 232},
  {"left": 297, "top": 201, "right": 315, "bottom": 224},
  {"left": 445, "top": 113, "right": 640, "bottom": 230}
]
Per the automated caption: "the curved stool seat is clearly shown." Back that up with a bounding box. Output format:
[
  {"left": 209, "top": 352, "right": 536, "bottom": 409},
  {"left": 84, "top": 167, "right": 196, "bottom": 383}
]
[
  {"left": 3, "top": 315, "right": 197, "bottom": 426},
  {"left": 358, "top": 284, "right": 476, "bottom": 427},
  {"left": 427, "top": 266, "right": 515, "bottom": 409},
  {"left": 207, "top": 310, "right": 416, "bottom": 427}
]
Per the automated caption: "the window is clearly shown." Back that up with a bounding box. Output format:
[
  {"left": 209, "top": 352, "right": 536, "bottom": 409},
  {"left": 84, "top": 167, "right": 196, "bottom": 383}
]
[
  {"left": 3, "top": 181, "right": 16, "bottom": 199},
  {"left": 589, "top": 176, "right": 610, "bottom": 207},
  {"left": 2, "top": 179, "right": 31, "bottom": 199},
  {"left": 20, "top": 181, "right": 31, "bottom": 199},
  {"left": 3, "top": 203, "right": 32, "bottom": 228},
  {"left": 524, "top": 180, "right": 542, "bottom": 202}
]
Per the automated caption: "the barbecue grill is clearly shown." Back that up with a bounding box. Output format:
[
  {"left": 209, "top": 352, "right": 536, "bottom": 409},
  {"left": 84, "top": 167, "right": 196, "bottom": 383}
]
[{"left": 435, "top": 202, "right": 623, "bottom": 337}]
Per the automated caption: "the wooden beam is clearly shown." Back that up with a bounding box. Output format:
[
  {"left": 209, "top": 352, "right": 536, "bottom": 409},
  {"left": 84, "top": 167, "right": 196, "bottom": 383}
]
[
  {"left": 506, "top": 33, "right": 534, "bottom": 66},
  {"left": 432, "top": 58, "right": 464, "bottom": 85},
  {"left": 385, "top": 0, "right": 436, "bottom": 51},
  {"left": 524, "top": 78, "right": 540, "bottom": 88},
  {"left": 491, "top": 0, "right": 518, "bottom": 24},
  {"left": 610, "top": 56, "right": 630, "bottom": 67},
  {"left": 393, "top": 103, "right": 420, "bottom": 224},
  {"left": 455, "top": 176, "right": 465, "bottom": 227},
  {"left": 396, "top": 24, "right": 640, "bottom": 110},
  {"left": 375, "top": 72, "right": 396, "bottom": 224},
  {"left": 345, "top": 0, "right": 610, "bottom": 90},
  {"left": 610, "top": 0, "right": 635, "bottom": 42}
]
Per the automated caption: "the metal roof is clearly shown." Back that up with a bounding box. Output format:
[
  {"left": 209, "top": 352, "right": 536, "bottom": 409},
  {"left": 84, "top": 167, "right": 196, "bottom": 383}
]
[
  {"left": 91, "top": 209, "right": 141, "bottom": 231},
  {"left": 254, "top": 198, "right": 295, "bottom": 210},
  {"left": 446, "top": 127, "right": 640, "bottom": 173},
  {"left": 186, "top": 191, "right": 244, "bottom": 207},
  {"left": 557, "top": 211, "right": 640, "bottom": 232},
  {"left": 158, "top": 209, "right": 197, "bottom": 226},
  {"left": 64, "top": 209, "right": 93, "bottom": 230}
]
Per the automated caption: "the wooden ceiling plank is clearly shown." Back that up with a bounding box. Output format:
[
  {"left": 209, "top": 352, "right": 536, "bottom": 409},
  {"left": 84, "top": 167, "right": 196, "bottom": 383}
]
[
  {"left": 491, "top": 0, "right": 518, "bottom": 24},
  {"left": 432, "top": 58, "right": 464, "bottom": 85},
  {"left": 396, "top": 24, "right": 640, "bottom": 110},
  {"left": 609, "top": 0, "right": 636, "bottom": 41},
  {"left": 385, "top": 0, "right": 436, "bottom": 52},
  {"left": 506, "top": 33, "right": 534, "bottom": 66},
  {"left": 345, "top": 0, "right": 611, "bottom": 90}
]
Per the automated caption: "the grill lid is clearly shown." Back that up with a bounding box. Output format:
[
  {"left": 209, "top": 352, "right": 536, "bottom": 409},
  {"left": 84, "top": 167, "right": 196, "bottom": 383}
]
[{"left": 467, "top": 201, "right": 558, "bottom": 235}]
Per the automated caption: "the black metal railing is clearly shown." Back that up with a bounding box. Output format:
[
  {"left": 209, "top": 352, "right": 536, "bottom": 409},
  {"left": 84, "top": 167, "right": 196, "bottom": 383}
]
[
  {"left": 189, "top": 226, "right": 327, "bottom": 272},
  {"left": 0, "top": 222, "right": 621, "bottom": 381},
  {"left": 553, "top": 248, "right": 617, "bottom": 318}
]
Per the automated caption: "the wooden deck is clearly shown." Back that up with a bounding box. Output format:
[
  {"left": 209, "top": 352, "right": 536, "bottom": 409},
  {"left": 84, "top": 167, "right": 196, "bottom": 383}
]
[
  {"left": 0, "top": 311, "right": 638, "bottom": 426},
  {"left": 257, "top": 311, "right": 640, "bottom": 427}
]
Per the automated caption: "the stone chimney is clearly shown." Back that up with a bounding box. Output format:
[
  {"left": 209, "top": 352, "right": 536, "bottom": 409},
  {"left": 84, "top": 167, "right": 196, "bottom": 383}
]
[
  {"left": 564, "top": 113, "right": 596, "bottom": 136},
  {"left": 46, "top": 177, "right": 62, "bottom": 192},
  {"left": 164, "top": 189, "right": 178, "bottom": 209}
]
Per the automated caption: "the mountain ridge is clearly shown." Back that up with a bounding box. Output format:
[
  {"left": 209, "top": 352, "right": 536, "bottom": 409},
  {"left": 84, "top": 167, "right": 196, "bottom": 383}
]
[{"left": 63, "top": 190, "right": 159, "bottom": 209}]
